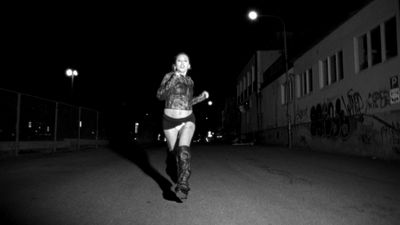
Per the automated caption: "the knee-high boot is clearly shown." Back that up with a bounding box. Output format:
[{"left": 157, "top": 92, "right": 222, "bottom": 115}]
[{"left": 176, "top": 145, "right": 191, "bottom": 192}]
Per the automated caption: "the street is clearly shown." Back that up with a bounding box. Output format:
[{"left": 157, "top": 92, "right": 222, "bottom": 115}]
[{"left": 1, "top": 144, "right": 399, "bottom": 225}]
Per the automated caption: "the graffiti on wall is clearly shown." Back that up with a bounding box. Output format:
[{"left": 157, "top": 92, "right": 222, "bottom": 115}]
[
  {"left": 307, "top": 89, "right": 391, "bottom": 124},
  {"left": 310, "top": 98, "right": 353, "bottom": 138},
  {"left": 343, "top": 89, "right": 364, "bottom": 115},
  {"left": 295, "top": 107, "right": 308, "bottom": 122},
  {"left": 309, "top": 88, "right": 395, "bottom": 139},
  {"left": 358, "top": 118, "right": 400, "bottom": 155},
  {"left": 359, "top": 120, "right": 378, "bottom": 145},
  {"left": 309, "top": 89, "right": 364, "bottom": 139},
  {"left": 305, "top": 87, "right": 400, "bottom": 154},
  {"left": 380, "top": 121, "right": 400, "bottom": 145},
  {"left": 365, "top": 90, "right": 391, "bottom": 113}
]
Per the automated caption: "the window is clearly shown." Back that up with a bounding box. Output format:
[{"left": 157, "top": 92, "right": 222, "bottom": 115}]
[
  {"left": 247, "top": 72, "right": 251, "bottom": 95},
  {"left": 322, "top": 59, "right": 329, "bottom": 87},
  {"left": 308, "top": 69, "right": 313, "bottom": 93},
  {"left": 385, "top": 17, "right": 398, "bottom": 59},
  {"left": 243, "top": 77, "right": 247, "bottom": 99},
  {"left": 338, "top": 51, "right": 344, "bottom": 80},
  {"left": 289, "top": 77, "right": 294, "bottom": 101},
  {"left": 357, "top": 34, "right": 368, "bottom": 71},
  {"left": 281, "top": 78, "right": 294, "bottom": 104},
  {"left": 300, "top": 68, "right": 313, "bottom": 97},
  {"left": 241, "top": 80, "right": 244, "bottom": 102},
  {"left": 320, "top": 50, "right": 344, "bottom": 88},
  {"left": 252, "top": 67, "right": 257, "bottom": 92},
  {"left": 296, "top": 73, "right": 301, "bottom": 98},
  {"left": 302, "top": 72, "right": 307, "bottom": 95},
  {"left": 371, "top": 25, "right": 382, "bottom": 65},
  {"left": 237, "top": 83, "right": 242, "bottom": 104},
  {"left": 239, "top": 81, "right": 243, "bottom": 103},
  {"left": 330, "top": 55, "right": 337, "bottom": 83},
  {"left": 355, "top": 16, "right": 397, "bottom": 72}
]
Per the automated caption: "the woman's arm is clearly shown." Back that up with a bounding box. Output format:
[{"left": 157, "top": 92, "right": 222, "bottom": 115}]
[
  {"left": 156, "top": 72, "right": 174, "bottom": 100},
  {"left": 191, "top": 91, "right": 209, "bottom": 106}
]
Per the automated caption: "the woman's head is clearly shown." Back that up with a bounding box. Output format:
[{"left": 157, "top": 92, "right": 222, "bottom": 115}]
[{"left": 173, "top": 52, "right": 191, "bottom": 74}]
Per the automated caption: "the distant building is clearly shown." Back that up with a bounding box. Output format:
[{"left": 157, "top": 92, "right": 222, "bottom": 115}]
[
  {"left": 235, "top": 0, "right": 400, "bottom": 160},
  {"left": 236, "top": 50, "right": 282, "bottom": 142}
]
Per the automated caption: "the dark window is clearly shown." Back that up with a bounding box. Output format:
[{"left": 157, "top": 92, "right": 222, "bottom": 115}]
[
  {"left": 338, "top": 51, "right": 344, "bottom": 80},
  {"left": 358, "top": 34, "right": 368, "bottom": 70},
  {"left": 330, "top": 54, "right": 337, "bottom": 83},
  {"left": 371, "top": 25, "right": 382, "bottom": 65},
  {"left": 385, "top": 16, "right": 398, "bottom": 59},
  {"left": 323, "top": 59, "right": 329, "bottom": 86},
  {"left": 290, "top": 78, "right": 294, "bottom": 100},
  {"left": 309, "top": 69, "right": 313, "bottom": 92},
  {"left": 303, "top": 72, "right": 307, "bottom": 95}
]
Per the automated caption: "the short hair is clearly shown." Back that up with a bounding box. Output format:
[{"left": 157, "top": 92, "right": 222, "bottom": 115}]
[{"left": 175, "top": 52, "right": 190, "bottom": 62}]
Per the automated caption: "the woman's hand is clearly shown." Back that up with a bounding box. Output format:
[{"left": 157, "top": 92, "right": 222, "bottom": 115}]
[
  {"left": 191, "top": 90, "right": 210, "bottom": 106},
  {"left": 202, "top": 91, "right": 209, "bottom": 99}
]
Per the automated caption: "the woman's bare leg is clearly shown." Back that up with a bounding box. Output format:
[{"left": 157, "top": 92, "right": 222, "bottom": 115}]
[
  {"left": 178, "top": 122, "right": 195, "bottom": 146},
  {"left": 164, "top": 128, "right": 180, "bottom": 151}
]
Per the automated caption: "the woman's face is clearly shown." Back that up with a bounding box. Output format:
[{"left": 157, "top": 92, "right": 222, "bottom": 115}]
[{"left": 175, "top": 54, "right": 190, "bottom": 73}]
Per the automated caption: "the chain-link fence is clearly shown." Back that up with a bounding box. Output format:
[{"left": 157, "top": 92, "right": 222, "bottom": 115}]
[{"left": 0, "top": 88, "right": 107, "bottom": 156}]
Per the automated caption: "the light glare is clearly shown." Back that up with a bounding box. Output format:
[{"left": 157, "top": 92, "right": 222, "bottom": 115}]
[
  {"left": 65, "top": 68, "right": 78, "bottom": 77},
  {"left": 248, "top": 11, "right": 258, "bottom": 20}
]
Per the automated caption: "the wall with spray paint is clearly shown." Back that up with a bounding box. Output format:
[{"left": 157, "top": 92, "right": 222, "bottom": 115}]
[
  {"left": 289, "top": 0, "right": 400, "bottom": 160},
  {"left": 254, "top": 0, "right": 400, "bottom": 160}
]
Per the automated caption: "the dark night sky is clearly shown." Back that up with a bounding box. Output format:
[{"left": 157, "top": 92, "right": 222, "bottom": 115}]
[{"left": 2, "top": 0, "right": 371, "bottom": 118}]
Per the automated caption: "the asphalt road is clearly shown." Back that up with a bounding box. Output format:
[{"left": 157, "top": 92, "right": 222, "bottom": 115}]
[{"left": 1, "top": 144, "right": 399, "bottom": 225}]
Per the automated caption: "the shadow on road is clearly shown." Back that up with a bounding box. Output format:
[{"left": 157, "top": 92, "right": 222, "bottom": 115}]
[
  {"left": 106, "top": 106, "right": 182, "bottom": 203},
  {"left": 111, "top": 141, "right": 181, "bottom": 203}
]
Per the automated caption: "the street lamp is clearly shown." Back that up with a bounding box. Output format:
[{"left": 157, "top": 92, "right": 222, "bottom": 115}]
[
  {"left": 65, "top": 68, "right": 78, "bottom": 98},
  {"left": 247, "top": 10, "right": 292, "bottom": 149}
]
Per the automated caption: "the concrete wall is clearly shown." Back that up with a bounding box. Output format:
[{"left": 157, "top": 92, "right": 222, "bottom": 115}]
[
  {"left": 240, "top": 0, "right": 400, "bottom": 160},
  {"left": 289, "top": 0, "right": 400, "bottom": 160}
]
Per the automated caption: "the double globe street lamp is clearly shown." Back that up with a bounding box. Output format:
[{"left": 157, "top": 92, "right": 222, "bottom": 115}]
[{"left": 65, "top": 68, "right": 78, "bottom": 98}]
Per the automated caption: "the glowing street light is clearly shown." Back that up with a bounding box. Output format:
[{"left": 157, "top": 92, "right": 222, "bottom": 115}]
[
  {"left": 65, "top": 68, "right": 78, "bottom": 97},
  {"left": 248, "top": 11, "right": 258, "bottom": 20}
]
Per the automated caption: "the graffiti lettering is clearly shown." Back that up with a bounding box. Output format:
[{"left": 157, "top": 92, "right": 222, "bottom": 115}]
[
  {"left": 295, "top": 107, "right": 308, "bottom": 122},
  {"left": 344, "top": 89, "right": 364, "bottom": 116},
  {"left": 381, "top": 122, "right": 400, "bottom": 145},
  {"left": 365, "top": 90, "right": 391, "bottom": 113},
  {"left": 310, "top": 99, "right": 351, "bottom": 138}
]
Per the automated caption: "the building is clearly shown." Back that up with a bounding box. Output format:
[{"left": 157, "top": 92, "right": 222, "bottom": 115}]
[
  {"left": 236, "top": 50, "right": 282, "bottom": 142},
  {"left": 236, "top": 0, "right": 400, "bottom": 160}
]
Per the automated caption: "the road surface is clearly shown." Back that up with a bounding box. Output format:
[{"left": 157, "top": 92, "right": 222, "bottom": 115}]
[{"left": 1, "top": 144, "right": 399, "bottom": 225}]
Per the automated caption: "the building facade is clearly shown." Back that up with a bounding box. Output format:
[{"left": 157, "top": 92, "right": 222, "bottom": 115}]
[
  {"left": 236, "top": 50, "right": 281, "bottom": 142},
  {"left": 236, "top": 0, "right": 400, "bottom": 160}
]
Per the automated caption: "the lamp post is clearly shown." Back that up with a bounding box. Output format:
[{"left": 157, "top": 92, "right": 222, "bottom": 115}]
[
  {"left": 248, "top": 10, "right": 292, "bottom": 149},
  {"left": 65, "top": 68, "right": 78, "bottom": 99}
]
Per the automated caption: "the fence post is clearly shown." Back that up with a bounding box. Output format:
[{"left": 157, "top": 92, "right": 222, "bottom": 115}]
[
  {"left": 15, "top": 93, "right": 21, "bottom": 156},
  {"left": 53, "top": 102, "right": 58, "bottom": 153},
  {"left": 96, "top": 111, "right": 99, "bottom": 149},
  {"left": 78, "top": 107, "right": 81, "bottom": 151}
]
